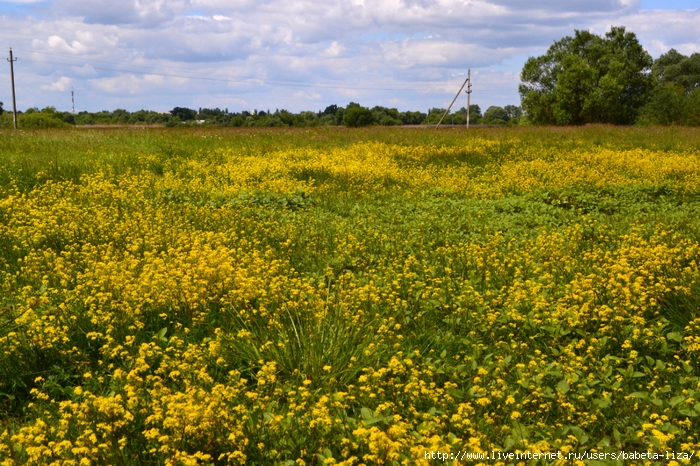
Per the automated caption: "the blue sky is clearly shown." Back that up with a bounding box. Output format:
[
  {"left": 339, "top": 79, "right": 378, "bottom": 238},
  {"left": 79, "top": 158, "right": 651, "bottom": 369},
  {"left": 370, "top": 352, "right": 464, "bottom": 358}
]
[
  {"left": 1, "top": 0, "right": 699, "bottom": 114},
  {"left": 641, "top": 0, "right": 700, "bottom": 9}
]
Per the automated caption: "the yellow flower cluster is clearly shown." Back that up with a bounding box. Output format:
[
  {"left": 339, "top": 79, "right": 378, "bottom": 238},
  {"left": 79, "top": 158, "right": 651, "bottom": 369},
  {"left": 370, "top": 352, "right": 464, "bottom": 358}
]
[{"left": 1, "top": 129, "right": 699, "bottom": 464}]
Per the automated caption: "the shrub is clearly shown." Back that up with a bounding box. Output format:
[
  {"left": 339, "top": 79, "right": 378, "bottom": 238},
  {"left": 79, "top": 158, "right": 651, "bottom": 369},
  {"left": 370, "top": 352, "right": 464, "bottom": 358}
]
[{"left": 18, "top": 113, "right": 69, "bottom": 129}]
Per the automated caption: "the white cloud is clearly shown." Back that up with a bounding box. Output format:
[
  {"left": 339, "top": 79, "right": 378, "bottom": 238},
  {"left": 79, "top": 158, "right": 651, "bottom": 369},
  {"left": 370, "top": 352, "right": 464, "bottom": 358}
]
[
  {"left": 292, "top": 90, "right": 322, "bottom": 100},
  {"left": 40, "top": 76, "right": 72, "bottom": 91},
  {"left": 321, "top": 41, "right": 344, "bottom": 57},
  {"left": 0, "top": 0, "right": 698, "bottom": 112}
]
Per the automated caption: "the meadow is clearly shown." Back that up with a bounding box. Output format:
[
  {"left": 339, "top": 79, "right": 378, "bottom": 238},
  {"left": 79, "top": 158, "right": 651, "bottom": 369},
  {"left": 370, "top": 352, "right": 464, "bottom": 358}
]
[{"left": 1, "top": 125, "right": 699, "bottom": 465}]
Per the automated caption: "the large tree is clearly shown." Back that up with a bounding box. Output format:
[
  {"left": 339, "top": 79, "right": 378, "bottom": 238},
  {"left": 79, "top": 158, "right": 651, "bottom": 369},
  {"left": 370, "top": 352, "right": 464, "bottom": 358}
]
[
  {"left": 652, "top": 49, "right": 700, "bottom": 94},
  {"left": 519, "top": 27, "right": 654, "bottom": 125}
]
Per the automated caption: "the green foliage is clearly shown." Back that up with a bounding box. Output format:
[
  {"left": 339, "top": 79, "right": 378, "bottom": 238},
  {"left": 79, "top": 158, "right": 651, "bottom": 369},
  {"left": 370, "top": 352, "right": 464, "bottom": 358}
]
[
  {"left": 398, "top": 110, "right": 426, "bottom": 125},
  {"left": 18, "top": 112, "right": 69, "bottom": 129},
  {"left": 520, "top": 26, "right": 654, "bottom": 125},
  {"left": 483, "top": 106, "right": 509, "bottom": 124},
  {"left": 423, "top": 108, "right": 449, "bottom": 125},
  {"left": 343, "top": 105, "right": 374, "bottom": 127},
  {"left": 653, "top": 49, "right": 700, "bottom": 93},
  {"left": 0, "top": 113, "right": 12, "bottom": 128},
  {"left": 171, "top": 107, "right": 197, "bottom": 121},
  {"left": 641, "top": 85, "right": 700, "bottom": 127}
]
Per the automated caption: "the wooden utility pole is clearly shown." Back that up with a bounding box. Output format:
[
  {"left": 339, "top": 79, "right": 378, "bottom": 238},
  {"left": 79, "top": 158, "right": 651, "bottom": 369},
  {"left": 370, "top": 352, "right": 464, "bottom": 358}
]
[
  {"left": 435, "top": 76, "right": 469, "bottom": 129},
  {"left": 466, "top": 69, "right": 472, "bottom": 129},
  {"left": 7, "top": 48, "right": 18, "bottom": 130}
]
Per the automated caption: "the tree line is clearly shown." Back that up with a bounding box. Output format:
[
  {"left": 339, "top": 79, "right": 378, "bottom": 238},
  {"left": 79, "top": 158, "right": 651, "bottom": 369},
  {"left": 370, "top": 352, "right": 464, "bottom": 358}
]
[
  {"left": 520, "top": 26, "right": 700, "bottom": 126},
  {"left": 0, "top": 102, "right": 523, "bottom": 129}
]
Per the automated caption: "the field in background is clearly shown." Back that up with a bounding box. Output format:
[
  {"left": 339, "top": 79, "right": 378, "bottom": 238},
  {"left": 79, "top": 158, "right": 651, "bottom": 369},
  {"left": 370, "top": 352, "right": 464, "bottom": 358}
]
[{"left": 1, "top": 126, "right": 700, "bottom": 465}]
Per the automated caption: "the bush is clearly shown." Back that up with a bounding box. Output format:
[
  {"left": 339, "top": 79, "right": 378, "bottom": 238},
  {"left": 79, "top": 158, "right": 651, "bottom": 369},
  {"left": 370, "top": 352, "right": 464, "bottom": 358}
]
[
  {"left": 164, "top": 116, "right": 182, "bottom": 127},
  {"left": 343, "top": 106, "right": 374, "bottom": 127},
  {"left": 0, "top": 113, "right": 12, "bottom": 128},
  {"left": 18, "top": 113, "right": 69, "bottom": 129},
  {"left": 318, "top": 114, "right": 337, "bottom": 126},
  {"left": 228, "top": 116, "right": 245, "bottom": 127},
  {"left": 378, "top": 115, "right": 401, "bottom": 126},
  {"left": 263, "top": 116, "right": 286, "bottom": 127}
]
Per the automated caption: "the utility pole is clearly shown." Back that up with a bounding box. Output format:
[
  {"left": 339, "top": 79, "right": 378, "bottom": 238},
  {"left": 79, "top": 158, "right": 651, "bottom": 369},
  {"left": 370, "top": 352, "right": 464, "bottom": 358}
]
[
  {"left": 435, "top": 76, "right": 469, "bottom": 129},
  {"left": 71, "top": 87, "right": 75, "bottom": 114},
  {"left": 7, "top": 48, "right": 18, "bottom": 130},
  {"left": 466, "top": 69, "right": 472, "bottom": 129}
]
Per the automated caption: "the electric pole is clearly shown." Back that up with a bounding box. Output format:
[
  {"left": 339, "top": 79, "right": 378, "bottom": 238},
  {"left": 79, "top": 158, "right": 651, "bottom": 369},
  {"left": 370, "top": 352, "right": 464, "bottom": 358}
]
[
  {"left": 435, "top": 76, "right": 469, "bottom": 129},
  {"left": 7, "top": 48, "right": 18, "bottom": 130},
  {"left": 71, "top": 87, "right": 75, "bottom": 113},
  {"left": 466, "top": 69, "right": 472, "bottom": 129}
]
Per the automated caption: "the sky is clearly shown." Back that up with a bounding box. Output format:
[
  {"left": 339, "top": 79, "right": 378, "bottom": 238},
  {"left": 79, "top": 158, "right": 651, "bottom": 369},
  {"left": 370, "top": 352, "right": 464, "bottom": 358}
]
[{"left": 0, "top": 0, "right": 699, "bottom": 114}]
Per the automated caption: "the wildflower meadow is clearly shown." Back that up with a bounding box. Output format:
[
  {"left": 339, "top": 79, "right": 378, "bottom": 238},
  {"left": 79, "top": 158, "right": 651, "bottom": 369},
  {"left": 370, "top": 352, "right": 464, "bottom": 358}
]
[{"left": 1, "top": 126, "right": 699, "bottom": 465}]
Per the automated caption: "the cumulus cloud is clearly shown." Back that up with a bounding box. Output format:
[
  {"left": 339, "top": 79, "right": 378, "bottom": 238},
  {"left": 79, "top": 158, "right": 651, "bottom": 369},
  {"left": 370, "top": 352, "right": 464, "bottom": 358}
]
[
  {"left": 0, "top": 0, "right": 699, "bottom": 111},
  {"left": 41, "top": 76, "right": 72, "bottom": 91}
]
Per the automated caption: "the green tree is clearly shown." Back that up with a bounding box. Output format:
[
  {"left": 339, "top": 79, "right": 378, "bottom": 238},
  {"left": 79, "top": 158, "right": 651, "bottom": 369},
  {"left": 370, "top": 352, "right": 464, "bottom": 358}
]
[
  {"left": 170, "top": 107, "right": 197, "bottom": 121},
  {"left": 322, "top": 105, "right": 339, "bottom": 116},
  {"left": 504, "top": 105, "right": 523, "bottom": 120},
  {"left": 293, "top": 111, "right": 319, "bottom": 127},
  {"left": 399, "top": 111, "right": 426, "bottom": 125},
  {"left": 423, "top": 108, "right": 448, "bottom": 125},
  {"left": 520, "top": 27, "right": 654, "bottom": 125},
  {"left": 0, "top": 101, "right": 4, "bottom": 115},
  {"left": 483, "top": 106, "right": 509, "bottom": 123},
  {"left": 638, "top": 84, "right": 700, "bottom": 126},
  {"left": 112, "top": 109, "right": 130, "bottom": 123},
  {"left": 343, "top": 105, "right": 374, "bottom": 127},
  {"left": 652, "top": 49, "right": 700, "bottom": 94}
]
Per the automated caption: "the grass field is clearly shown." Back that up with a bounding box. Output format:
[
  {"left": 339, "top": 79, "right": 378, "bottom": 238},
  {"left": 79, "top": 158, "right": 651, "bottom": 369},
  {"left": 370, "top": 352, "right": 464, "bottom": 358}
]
[{"left": 1, "top": 126, "right": 700, "bottom": 465}]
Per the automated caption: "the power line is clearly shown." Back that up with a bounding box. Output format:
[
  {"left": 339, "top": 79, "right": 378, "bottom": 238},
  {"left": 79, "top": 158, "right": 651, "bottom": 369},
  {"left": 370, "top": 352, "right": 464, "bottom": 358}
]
[{"left": 17, "top": 50, "right": 519, "bottom": 93}]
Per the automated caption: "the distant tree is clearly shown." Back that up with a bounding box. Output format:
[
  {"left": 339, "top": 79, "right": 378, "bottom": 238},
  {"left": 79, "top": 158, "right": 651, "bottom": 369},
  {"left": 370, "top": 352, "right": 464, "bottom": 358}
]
[
  {"left": 263, "top": 116, "right": 286, "bottom": 127},
  {"left": 75, "top": 113, "right": 95, "bottom": 125},
  {"left": 61, "top": 113, "right": 76, "bottom": 125},
  {"left": 483, "top": 106, "right": 509, "bottom": 123},
  {"left": 423, "top": 108, "right": 448, "bottom": 125},
  {"left": 165, "top": 116, "right": 182, "bottom": 127},
  {"left": 343, "top": 105, "right": 374, "bottom": 127},
  {"left": 371, "top": 106, "right": 402, "bottom": 125},
  {"left": 294, "top": 111, "right": 319, "bottom": 127},
  {"left": 0, "top": 101, "right": 4, "bottom": 115},
  {"left": 637, "top": 83, "right": 689, "bottom": 125},
  {"left": 520, "top": 26, "right": 654, "bottom": 125},
  {"left": 399, "top": 111, "right": 426, "bottom": 125},
  {"left": 637, "top": 84, "right": 700, "bottom": 126},
  {"left": 323, "top": 104, "right": 339, "bottom": 116},
  {"left": 504, "top": 105, "right": 523, "bottom": 120},
  {"left": 19, "top": 112, "right": 69, "bottom": 128},
  {"left": 112, "top": 109, "right": 130, "bottom": 123},
  {"left": 652, "top": 49, "right": 700, "bottom": 94},
  {"left": 170, "top": 107, "right": 197, "bottom": 121},
  {"left": 275, "top": 109, "right": 294, "bottom": 126},
  {"left": 228, "top": 116, "right": 245, "bottom": 127},
  {"left": 128, "top": 110, "right": 149, "bottom": 124},
  {"left": 318, "top": 114, "right": 337, "bottom": 126}
]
